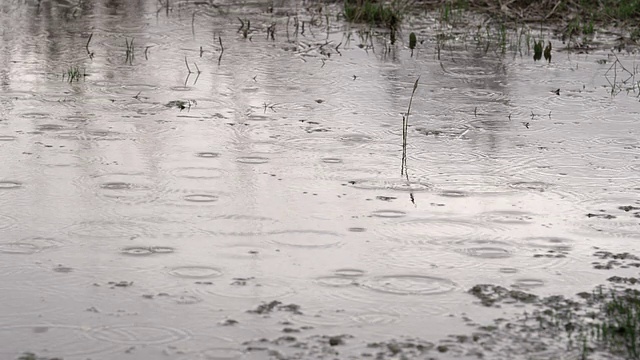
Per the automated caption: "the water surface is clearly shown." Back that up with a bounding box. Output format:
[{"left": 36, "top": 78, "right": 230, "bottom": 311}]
[{"left": 1, "top": 0, "right": 639, "bottom": 359}]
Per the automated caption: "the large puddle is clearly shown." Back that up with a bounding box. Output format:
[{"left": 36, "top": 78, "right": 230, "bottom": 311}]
[{"left": 1, "top": 0, "right": 639, "bottom": 359}]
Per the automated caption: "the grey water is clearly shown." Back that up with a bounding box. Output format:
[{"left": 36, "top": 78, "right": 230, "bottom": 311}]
[{"left": 1, "top": 0, "right": 639, "bottom": 359}]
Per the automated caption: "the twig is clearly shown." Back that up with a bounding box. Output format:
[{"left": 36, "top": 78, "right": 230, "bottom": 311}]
[
  {"left": 85, "top": 33, "right": 93, "bottom": 57},
  {"left": 545, "top": 0, "right": 562, "bottom": 20},
  {"left": 218, "top": 36, "right": 224, "bottom": 65},
  {"left": 185, "top": 56, "right": 192, "bottom": 73}
]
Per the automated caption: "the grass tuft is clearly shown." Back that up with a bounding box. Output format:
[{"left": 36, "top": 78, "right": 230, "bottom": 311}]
[{"left": 343, "top": 0, "right": 405, "bottom": 30}]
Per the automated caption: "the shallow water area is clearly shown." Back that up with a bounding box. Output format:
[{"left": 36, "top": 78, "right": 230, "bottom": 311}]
[{"left": 1, "top": 0, "right": 640, "bottom": 359}]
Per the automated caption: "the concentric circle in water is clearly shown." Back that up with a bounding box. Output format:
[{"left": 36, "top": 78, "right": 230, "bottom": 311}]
[
  {"left": 36, "top": 124, "right": 66, "bottom": 131},
  {"left": 153, "top": 292, "right": 203, "bottom": 305},
  {"left": 236, "top": 156, "right": 269, "bottom": 164},
  {"left": 512, "top": 278, "right": 545, "bottom": 289},
  {"left": 321, "top": 157, "right": 343, "bottom": 164},
  {"left": 170, "top": 167, "right": 225, "bottom": 179},
  {"left": 168, "top": 266, "right": 223, "bottom": 279},
  {"left": 360, "top": 275, "right": 457, "bottom": 295},
  {"left": 184, "top": 194, "right": 219, "bottom": 203},
  {"left": 89, "top": 173, "right": 159, "bottom": 205},
  {"left": 177, "top": 347, "right": 245, "bottom": 360},
  {"left": 121, "top": 246, "right": 175, "bottom": 256},
  {"left": 0, "top": 324, "right": 114, "bottom": 357},
  {"left": 194, "top": 214, "right": 278, "bottom": 236},
  {"left": 371, "top": 210, "right": 407, "bottom": 218},
  {"left": 64, "top": 220, "right": 150, "bottom": 239},
  {"left": 315, "top": 276, "right": 358, "bottom": 287},
  {"left": 195, "top": 152, "right": 220, "bottom": 158},
  {"left": 451, "top": 239, "right": 514, "bottom": 259},
  {"left": 0, "top": 243, "right": 41, "bottom": 255},
  {"left": 348, "top": 179, "right": 432, "bottom": 192},
  {"left": 457, "top": 246, "right": 512, "bottom": 258},
  {"left": 334, "top": 268, "right": 366, "bottom": 277},
  {"left": 522, "top": 236, "right": 573, "bottom": 251},
  {"left": 499, "top": 267, "right": 519, "bottom": 274},
  {"left": 478, "top": 210, "right": 536, "bottom": 225},
  {"left": 87, "top": 324, "right": 189, "bottom": 345},
  {"left": 351, "top": 312, "right": 402, "bottom": 325},
  {"left": 100, "top": 182, "right": 133, "bottom": 190},
  {"left": 200, "top": 277, "right": 295, "bottom": 299},
  {"left": 0, "top": 237, "right": 62, "bottom": 255},
  {"left": 264, "top": 230, "right": 343, "bottom": 248},
  {"left": 509, "top": 181, "right": 553, "bottom": 192},
  {"left": 0, "top": 181, "right": 23, "bottom": 189}
]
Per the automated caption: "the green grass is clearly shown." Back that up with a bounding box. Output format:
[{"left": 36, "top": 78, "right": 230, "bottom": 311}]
[
  {"left": 597, "top": 0, "right": 640, "bottom": 21},
  {"left": 64, "top": 66, "right": 85, "bottom": 83},
  {"left": 343, "top": 0, "right": 403, "bottom": 30},
  {"left": 595, "top": 289, "right": 640, "bottom": 358}
]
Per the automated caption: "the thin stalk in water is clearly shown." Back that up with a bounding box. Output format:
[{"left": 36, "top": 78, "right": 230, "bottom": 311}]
[{"left": 401, "top": 76, "right": 419, "bottom": 177}]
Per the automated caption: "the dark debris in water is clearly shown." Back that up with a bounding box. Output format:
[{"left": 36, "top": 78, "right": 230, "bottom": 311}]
[
  {"left": 376, "top": 195, "right": 396, "bottom": 202},
  {"left": 248, "top": 301, "right": 303, "bottom": 315},
  {"left": 219, "top": 318, "right": 239, "bottom": 326},
  {"left": 17, "top": 353, "right": 62, "bottom": 360},
  {"left": 165, "top": 99, "right": 196, "bottom": 111},
  {"left": 468, "top": 284, "right": 538, "bottom": 307},
  {"left": 533, "top": 249, "right": 567, "bottom": 258},
  {"left": 586, "top": 204, "right": 640, "bottom": 220},
  {"left": 366, "top": 337, "right": 434, "bottom": 358},
  {"left": 243, "top": 334, "right": 354, "bottom": 360},
  {"left": 231, "top": 277, "right": 254, "bottom": 286},
  {"left": 108, "top": 281, "right": 133, "bottom": 288},
  {"left": 458, "top": 279, "right": 640, "bottom": 360},
  {"left": 619, "top": 205, "right": 640, "bottom": 212},
  {"left": 52, "top": 265, "right": 74, "bottom": 273},
  {"left": 608, "top": 276, "right": 640, "bottom": 285},
  {"left": 592, "top": 251, "right": 640, "bottom": 270},
  {"left": 587, "top": 212, "right": 616, "bottom": 219}
]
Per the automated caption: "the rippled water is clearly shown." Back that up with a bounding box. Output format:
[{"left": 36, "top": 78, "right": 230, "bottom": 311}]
[{"left": 1, "top": 0, "right": 639, "bottom": 359}]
